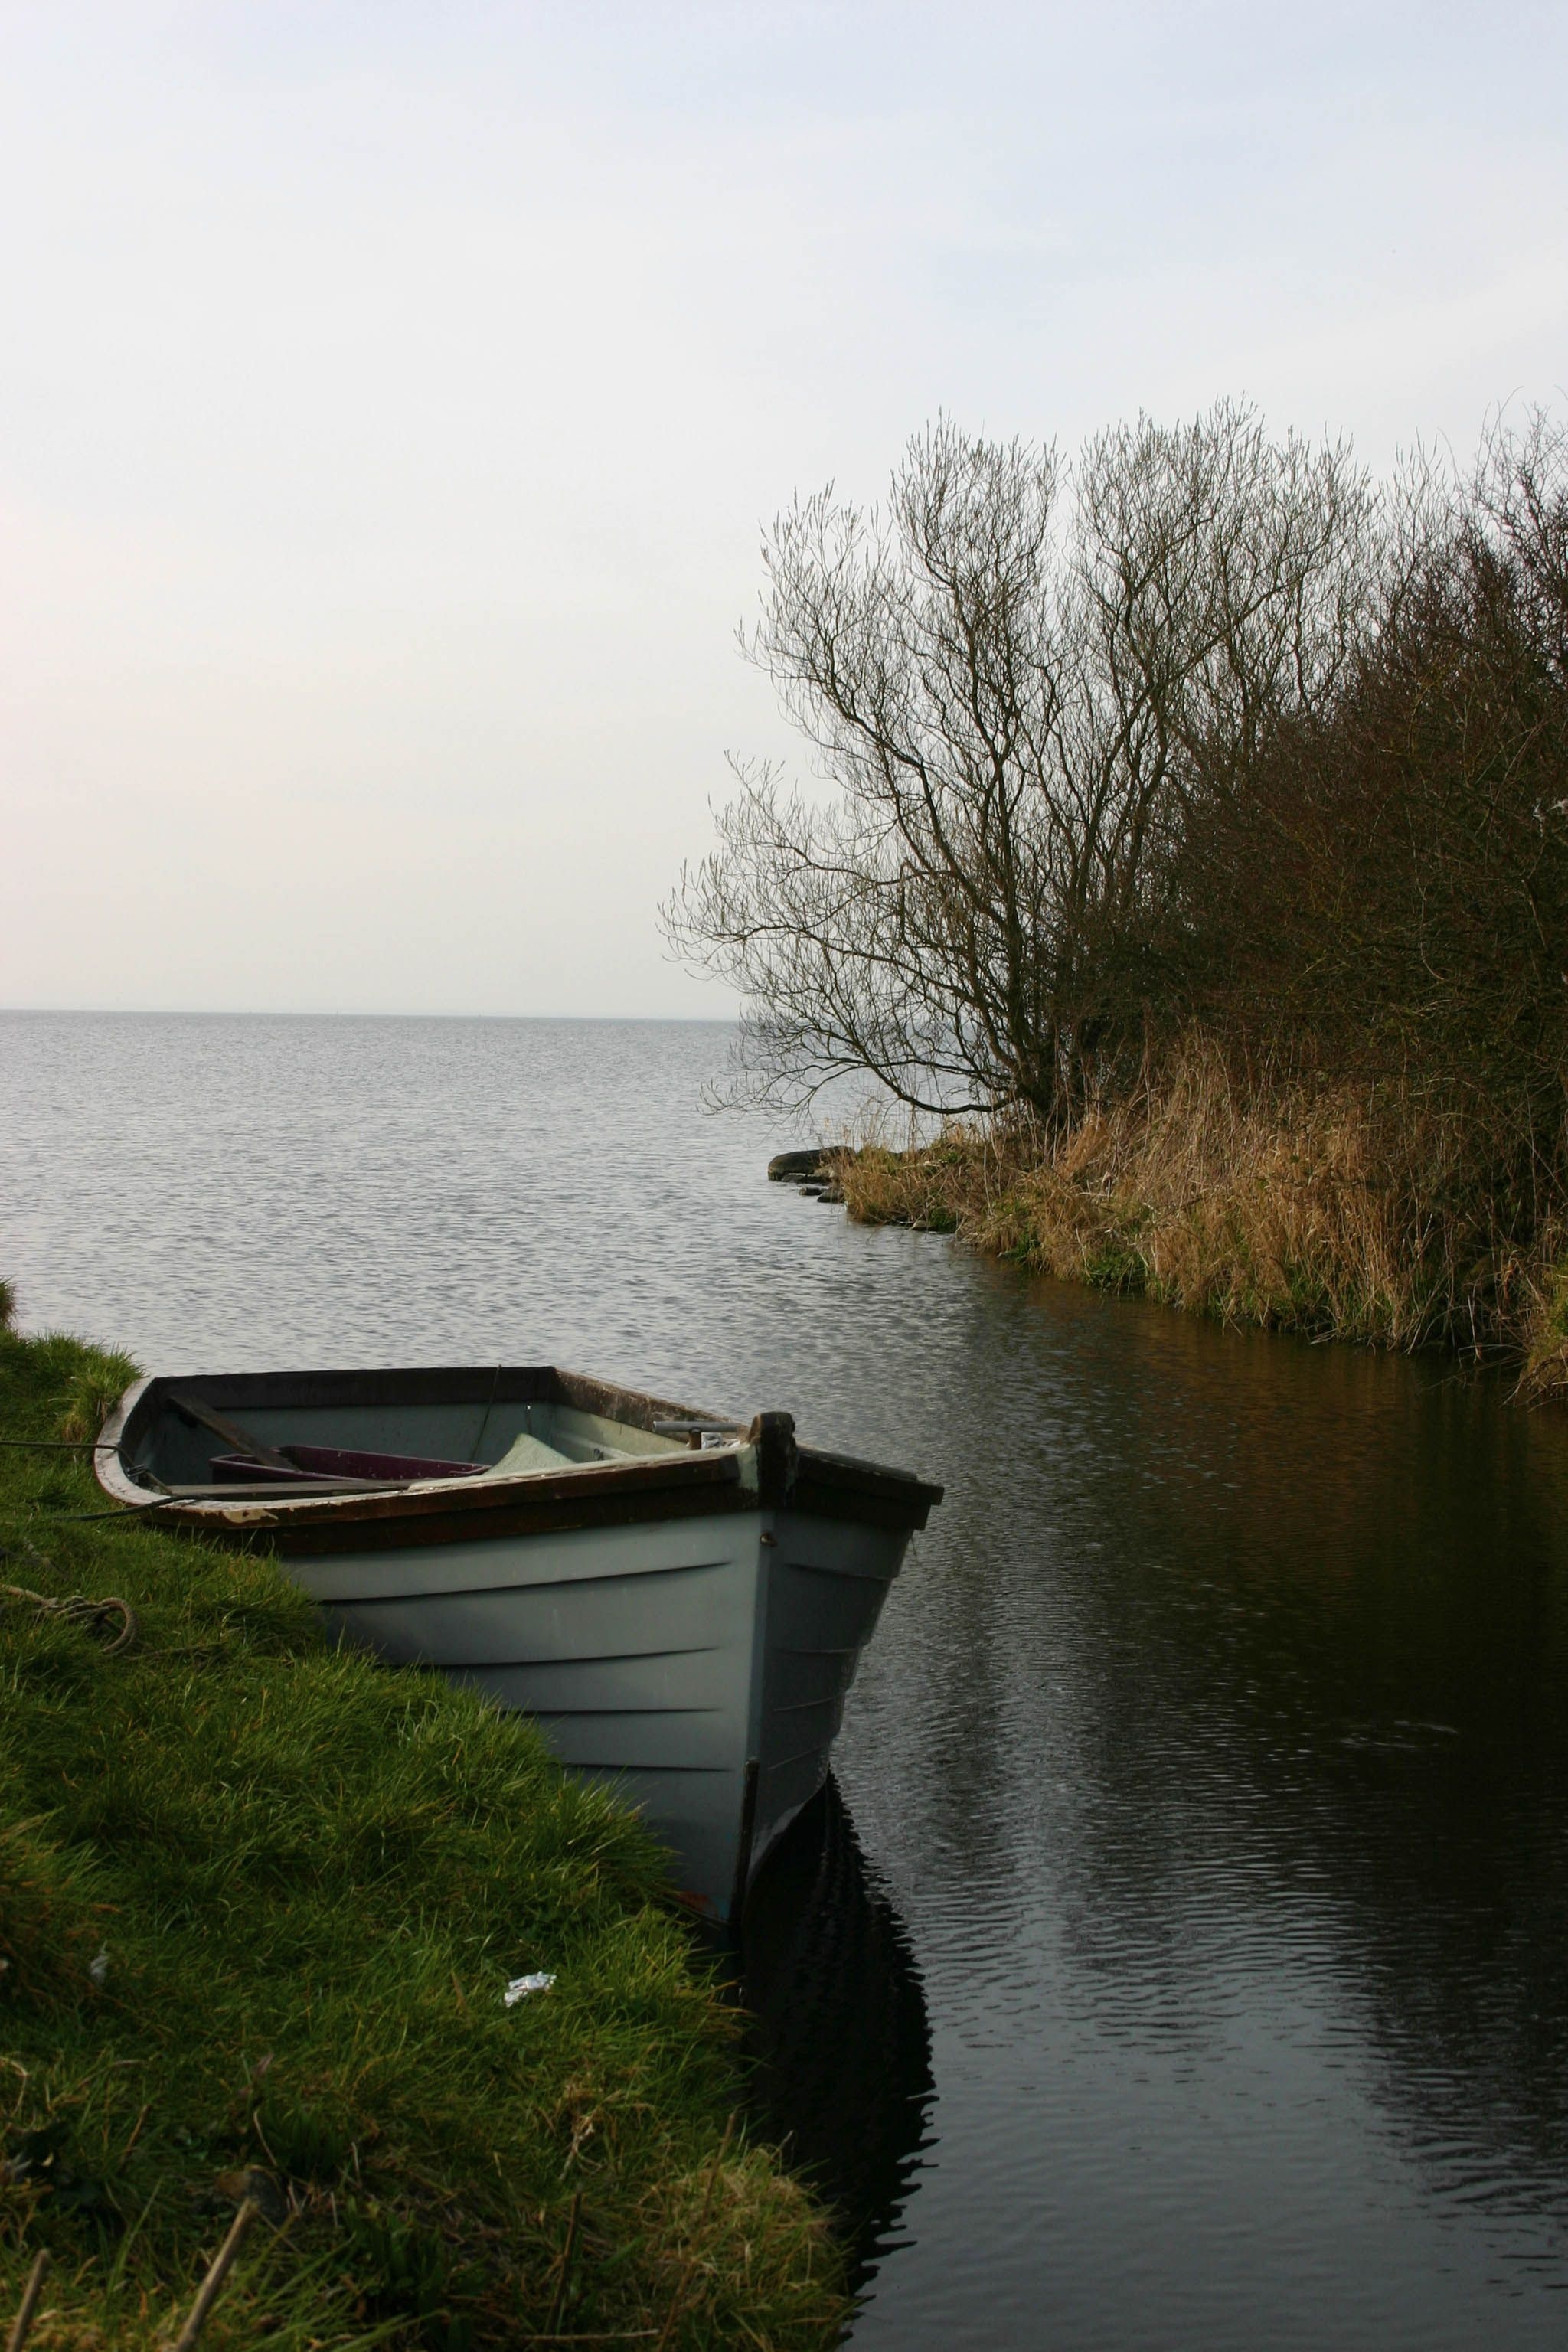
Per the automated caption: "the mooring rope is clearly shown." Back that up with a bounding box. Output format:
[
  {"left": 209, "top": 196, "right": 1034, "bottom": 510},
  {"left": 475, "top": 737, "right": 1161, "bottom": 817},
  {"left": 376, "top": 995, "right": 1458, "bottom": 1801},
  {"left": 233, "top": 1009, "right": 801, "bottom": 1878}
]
[
  {"left": 0, "top": 1582, "right": 139, "bottom": 1655},
  {"left": 0, "top": 1494, "right": 182, "bottom": 1523},
  {"left": 0, "top": 1438, "right": 117, "bottom": 1450}
]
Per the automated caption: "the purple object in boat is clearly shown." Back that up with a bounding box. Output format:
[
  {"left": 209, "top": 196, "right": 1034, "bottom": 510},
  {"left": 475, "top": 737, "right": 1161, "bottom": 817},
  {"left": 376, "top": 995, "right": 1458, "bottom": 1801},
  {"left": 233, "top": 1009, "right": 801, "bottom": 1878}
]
[{"left": 210, "top": 1444, "right": 487, "bottom": 1487}]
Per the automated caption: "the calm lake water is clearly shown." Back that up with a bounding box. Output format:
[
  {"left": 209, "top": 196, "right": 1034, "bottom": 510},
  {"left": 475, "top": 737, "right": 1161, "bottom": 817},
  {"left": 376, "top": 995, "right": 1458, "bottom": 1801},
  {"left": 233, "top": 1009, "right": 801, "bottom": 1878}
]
[{"left": 5, "top": 1010, "right": 1568, "bottom": 2348}]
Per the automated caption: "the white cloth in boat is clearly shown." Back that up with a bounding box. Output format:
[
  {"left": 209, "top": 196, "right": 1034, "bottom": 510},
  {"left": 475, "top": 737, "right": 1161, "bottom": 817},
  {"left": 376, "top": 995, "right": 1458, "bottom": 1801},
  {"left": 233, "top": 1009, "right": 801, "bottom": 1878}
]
[{"left": 490, "top": 1431, "right": 574, "bottom": 1475}]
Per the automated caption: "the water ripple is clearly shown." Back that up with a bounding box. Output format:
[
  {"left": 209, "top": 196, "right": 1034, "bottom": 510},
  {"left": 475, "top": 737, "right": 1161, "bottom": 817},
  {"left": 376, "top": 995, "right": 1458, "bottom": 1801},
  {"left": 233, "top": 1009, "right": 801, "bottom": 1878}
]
[{"left": 7, "top": 1011, "right": 1568, "bottom": 2347}]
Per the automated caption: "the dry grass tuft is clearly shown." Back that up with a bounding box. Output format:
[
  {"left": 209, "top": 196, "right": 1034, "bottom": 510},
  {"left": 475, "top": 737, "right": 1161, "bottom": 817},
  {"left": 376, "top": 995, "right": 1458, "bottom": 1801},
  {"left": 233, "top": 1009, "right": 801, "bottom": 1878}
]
[
  {"left": 840, "top": 1038, "right": 1545, "bottom": 1363},
  {"left": 1518, "top": 1261, "right": 1568, "bottom": 1403}
]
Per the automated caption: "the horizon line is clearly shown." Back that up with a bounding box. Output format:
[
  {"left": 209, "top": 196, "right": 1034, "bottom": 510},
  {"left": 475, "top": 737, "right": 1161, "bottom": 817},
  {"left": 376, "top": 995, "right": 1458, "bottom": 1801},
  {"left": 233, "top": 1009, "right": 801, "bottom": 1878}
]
[{"left": 0, "top": 1004, "right": 739, "bottom": 1025}]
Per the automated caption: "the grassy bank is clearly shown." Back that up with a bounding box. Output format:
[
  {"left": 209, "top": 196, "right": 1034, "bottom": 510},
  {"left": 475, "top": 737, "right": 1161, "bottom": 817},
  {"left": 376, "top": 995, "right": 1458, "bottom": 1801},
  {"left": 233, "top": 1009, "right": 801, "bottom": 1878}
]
[
  {"left": 0, "top": 1317, "right": 845, "bottom": 2351},
  {"left": 830, "top": 1042, "right": 1568, "bottom": 1400}
]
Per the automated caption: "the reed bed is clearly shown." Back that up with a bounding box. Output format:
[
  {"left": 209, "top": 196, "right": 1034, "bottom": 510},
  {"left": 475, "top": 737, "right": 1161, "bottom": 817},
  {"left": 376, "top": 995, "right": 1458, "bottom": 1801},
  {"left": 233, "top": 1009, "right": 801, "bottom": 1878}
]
[
  {"left": 835, "top": 1040, "right": 1568, "bottom": 1388},
  {"left": 0, "top": 1318, "right": 846, "bottom": 2352}
]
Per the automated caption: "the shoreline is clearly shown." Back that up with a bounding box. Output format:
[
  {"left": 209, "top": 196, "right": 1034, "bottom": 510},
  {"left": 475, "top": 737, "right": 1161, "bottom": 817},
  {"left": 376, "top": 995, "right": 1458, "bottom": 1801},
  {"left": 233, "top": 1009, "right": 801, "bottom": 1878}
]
[
  {"left": 775, "top": 1052, "right": 1568, "bottom": 1404},
  {"left": 0, "top": 1316, "right": 847, "bottom": 2351}
]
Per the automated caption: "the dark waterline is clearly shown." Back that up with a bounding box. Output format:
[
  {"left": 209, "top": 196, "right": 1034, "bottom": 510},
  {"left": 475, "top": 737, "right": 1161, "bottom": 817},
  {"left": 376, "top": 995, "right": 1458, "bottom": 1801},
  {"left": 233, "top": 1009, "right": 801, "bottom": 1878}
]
[{"left": 5, "top": 1011, "right": 1568, "bottom": 2347}]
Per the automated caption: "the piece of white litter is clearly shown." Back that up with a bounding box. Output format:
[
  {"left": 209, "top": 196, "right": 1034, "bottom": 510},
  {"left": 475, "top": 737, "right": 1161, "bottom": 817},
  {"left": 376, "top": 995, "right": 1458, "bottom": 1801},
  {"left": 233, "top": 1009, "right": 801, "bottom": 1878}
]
[
  {"left": 503, "top": 1973, "right": 556, "bottom": 2007},
  {"left": 89, "top": 1947, "right": 109, "bottom": 1987}
]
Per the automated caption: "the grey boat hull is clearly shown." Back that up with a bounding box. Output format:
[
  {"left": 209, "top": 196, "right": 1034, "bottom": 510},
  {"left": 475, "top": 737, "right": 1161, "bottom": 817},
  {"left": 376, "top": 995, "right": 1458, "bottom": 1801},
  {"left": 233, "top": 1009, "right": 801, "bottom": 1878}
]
[
  {"left": 295, "top": 1504, "right": 908, "bottom": 1917},
  {"left": 94, "top": 1364, "right": 939, "bottom": 1925}
]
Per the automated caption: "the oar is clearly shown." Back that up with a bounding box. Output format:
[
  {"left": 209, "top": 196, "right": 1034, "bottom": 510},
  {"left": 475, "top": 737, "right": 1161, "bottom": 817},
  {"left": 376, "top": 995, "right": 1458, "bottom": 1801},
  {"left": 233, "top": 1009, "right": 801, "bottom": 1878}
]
[{"left": 167, "top": 1392, "right": 296, "bottom": 1472}]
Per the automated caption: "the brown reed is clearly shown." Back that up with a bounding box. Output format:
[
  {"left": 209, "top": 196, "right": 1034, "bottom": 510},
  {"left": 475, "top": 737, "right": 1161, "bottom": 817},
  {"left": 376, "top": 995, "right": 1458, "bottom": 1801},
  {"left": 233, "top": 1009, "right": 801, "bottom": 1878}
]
[{"left": 838, "top": 1037, "right": 1568, "bottom": 1383}]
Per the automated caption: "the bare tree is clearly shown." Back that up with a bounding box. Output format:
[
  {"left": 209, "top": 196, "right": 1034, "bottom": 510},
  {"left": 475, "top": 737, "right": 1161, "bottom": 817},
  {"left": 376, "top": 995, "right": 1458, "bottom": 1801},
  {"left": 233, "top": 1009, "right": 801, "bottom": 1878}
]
[
  {"left": 1177, "top": 411, "right": 1568, "bottom": 1169},
  {"left": 1470, "top": 405, "right": 1568, "bottom": 684},
  {"left": 664, "top": 407, "right": 1377, "bottom": 1122}
]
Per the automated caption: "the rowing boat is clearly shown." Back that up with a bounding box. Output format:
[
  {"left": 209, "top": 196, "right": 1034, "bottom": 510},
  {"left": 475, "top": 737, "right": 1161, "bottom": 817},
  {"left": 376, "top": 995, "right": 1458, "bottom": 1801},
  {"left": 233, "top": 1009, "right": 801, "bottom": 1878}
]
[{"left": 96, "top": 1364, "right": 942, "bottom": 1921}]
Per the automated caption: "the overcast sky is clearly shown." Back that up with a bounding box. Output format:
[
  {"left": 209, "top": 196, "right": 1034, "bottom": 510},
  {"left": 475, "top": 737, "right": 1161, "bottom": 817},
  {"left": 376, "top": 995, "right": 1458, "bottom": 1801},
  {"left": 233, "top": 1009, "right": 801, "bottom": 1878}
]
[{"left": 4, "top": 1, "right": 1566, "bottom": 1018}]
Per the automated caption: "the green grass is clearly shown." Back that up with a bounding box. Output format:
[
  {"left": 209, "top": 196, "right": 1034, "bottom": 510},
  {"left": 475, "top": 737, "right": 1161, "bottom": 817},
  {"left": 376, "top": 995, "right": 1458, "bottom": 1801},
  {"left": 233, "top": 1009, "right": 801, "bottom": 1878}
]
[{"left": 0, "top": 1326, "right": 844, "bottom": 2352}]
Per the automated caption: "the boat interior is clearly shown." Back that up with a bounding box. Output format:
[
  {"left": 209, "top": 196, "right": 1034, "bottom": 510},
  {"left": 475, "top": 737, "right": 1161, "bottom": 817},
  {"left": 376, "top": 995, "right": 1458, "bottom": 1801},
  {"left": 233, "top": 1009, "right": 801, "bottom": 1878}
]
[{"left": 113, "top": 1367, "right": 748, "bottom": 1499}]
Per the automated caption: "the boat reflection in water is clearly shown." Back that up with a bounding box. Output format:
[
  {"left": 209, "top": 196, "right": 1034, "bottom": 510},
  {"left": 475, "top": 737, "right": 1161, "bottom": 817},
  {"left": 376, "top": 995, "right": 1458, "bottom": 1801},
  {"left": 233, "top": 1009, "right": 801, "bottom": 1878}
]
[{"left": 738, "top": 1779, "right": 933, "bottom": 2300}]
